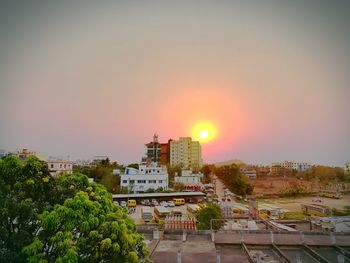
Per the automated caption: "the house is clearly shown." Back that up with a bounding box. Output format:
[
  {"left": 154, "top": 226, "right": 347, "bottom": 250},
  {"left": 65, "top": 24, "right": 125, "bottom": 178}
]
[{"left": 120, "top": 163, "right": 168, "bottom": 193}]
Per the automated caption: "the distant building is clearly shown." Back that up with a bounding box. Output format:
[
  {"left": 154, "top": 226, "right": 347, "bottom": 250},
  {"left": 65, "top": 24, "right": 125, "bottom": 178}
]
[
  {"left": 240, "top": 166, "right": 257, "bottom": 179},
  {"left": 120, "top": 163, "right": 168, "bottom": 193},
  {"left": 271, "top": 161, "right": 311, "bottom": 173},
  {"left": 170, "top": 137, "right": 203, "bottom": 169},
  {"left": 47, "top": 159, "right": 73, "bottom": 177},
  {"left": 15, "top": 148, "right": 36, "bottom": 160},
  {"left": 145, "top": 134, "right": 171, "bottom": 165},
  {"left": 174, "top": 169, "right": 203, "bottom": 186}
]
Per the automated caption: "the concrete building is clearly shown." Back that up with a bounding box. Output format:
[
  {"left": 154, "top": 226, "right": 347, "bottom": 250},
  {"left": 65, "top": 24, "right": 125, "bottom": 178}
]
[
  {"left": 120, "top": 163, "right": 168, "bottom": 193},
  {"left": 271, "top": 161, "right": 311, "bottom": 172},
  {"left": 15, "top": 148, "right": 36, "bottom": 160},
  {"left": 145, "top": 134, "right": 171, "bottom": 165},
  {"left": 47, "top": 159, "right": 73, "bottom": 176},
  {"left": 170, "top": 137, "right": 203, "bottom": 169},
  {"left": 174, "top": 169, "right": 203, "bottom": 185}
]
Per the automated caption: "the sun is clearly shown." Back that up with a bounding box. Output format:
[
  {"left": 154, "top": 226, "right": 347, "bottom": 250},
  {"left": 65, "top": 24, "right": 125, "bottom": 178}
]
[{"left": 192, "top": 122, "right": 216, "bottom": 143}]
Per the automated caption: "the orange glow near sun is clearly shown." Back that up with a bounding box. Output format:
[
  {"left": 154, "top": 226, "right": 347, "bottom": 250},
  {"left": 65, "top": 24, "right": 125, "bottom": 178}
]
[{"left": 192, "top": 122, "right": 216, "bottom": 143}]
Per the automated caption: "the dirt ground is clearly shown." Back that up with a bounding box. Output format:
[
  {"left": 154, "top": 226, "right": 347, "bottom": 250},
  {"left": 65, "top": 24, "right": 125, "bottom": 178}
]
[{"left": 252, "top": 176, "right": 319, "bottom": 195}]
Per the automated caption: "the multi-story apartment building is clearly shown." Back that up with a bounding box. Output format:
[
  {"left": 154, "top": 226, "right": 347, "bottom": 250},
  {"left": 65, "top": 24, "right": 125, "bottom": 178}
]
[
  {"left": 120, "top": 163, "right": 168, "bottom": 193},
  {"left": 274, "top": 161, "right": 311, "bottom": 172},
  {"left": 170, "top": 137, "right": 203, "bottom": 169},
  {"left": 145, "top": 134, "right": 171, "bottom": 165},
  {"left": 47, "top": 159, "right": 73, "bottom": 177}
]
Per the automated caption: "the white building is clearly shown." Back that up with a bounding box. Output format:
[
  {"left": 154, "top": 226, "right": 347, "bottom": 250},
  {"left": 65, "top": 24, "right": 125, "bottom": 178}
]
[
  {"left": 120, "top": 163, "right": 168, "bottom": 193},
  {"left": 47, "top": 160, "right": 73, "bottom": 176},
  {"left": 278, "top": 161, "right": 311, "bottom": 172},
  {"left": 174, "top": 169, "right": 203, "bottom": 185}
]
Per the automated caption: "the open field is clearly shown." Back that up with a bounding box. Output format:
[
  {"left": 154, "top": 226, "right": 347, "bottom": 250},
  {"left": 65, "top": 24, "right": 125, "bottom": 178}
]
[{"left": 252, "top": 176, "right": 319, "bottom": 195}]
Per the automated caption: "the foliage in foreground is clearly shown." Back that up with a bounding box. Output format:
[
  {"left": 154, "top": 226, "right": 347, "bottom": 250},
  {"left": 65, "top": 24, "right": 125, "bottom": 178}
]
[{"left": 0, "top": 156, "right": 151, "bottom": 263}]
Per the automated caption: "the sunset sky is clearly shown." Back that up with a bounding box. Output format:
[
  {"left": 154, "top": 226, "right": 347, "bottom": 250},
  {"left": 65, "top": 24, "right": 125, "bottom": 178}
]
[{"left": 1, "top": 1, "right": 349, "bottom": 166}]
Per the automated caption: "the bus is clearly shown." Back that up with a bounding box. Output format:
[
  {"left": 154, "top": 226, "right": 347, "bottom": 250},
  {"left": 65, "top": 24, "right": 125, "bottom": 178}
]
[
  {"left": 232, "top": 203, "right": 250, "bottom": 217},
  {"left": 258, "top": 204, "right": 281, "bottom": 220},
  {"left": 154, "top": 206, "right": 170, "bottom": 223},
  {"left": 141, "top": 206, "right": 153, "bottom": 223},
  {"left": 320, "top": 190, "right": 341, "bottom": 199},
  {"left": 301, "top": 203, "right": 332, "bottom": 216},
  {"left": 174, "top": 198, "right": 185, "bottom": 206}
]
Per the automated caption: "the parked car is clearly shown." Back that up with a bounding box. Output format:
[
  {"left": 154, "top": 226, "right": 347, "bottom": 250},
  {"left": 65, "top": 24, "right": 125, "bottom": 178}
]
[
  {"left": 167, "top": 201, "right": 175, "bottom": 207},
  {"left": 120, "top": 201, "right": 127, "bottom": 207},
  {"left": 160, "top": 201, "right": 168, "bottom": 207},
  {"left": 151, "top": 199, "right": 159, "bottom": 206},
  {"left": 141, "top": 199, "right": 151, "bottom": 206},
  {"left": 113, "top": 201, "right": 119, "bottom": 206}
]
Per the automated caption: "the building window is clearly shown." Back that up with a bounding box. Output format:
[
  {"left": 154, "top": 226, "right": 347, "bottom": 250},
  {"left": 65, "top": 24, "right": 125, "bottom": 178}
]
[
  {"left": 149, "top": 180, "right": 156, "bottom": 183},
  {"left": 158, "top": 180, "right": 163, "bottom": 183},
  {"left": 137, "top": 180, "right": 146, "bottom": 183},
  {"left": 122, "top": 180, "right": 127, "bottom": 183},
  {"left": 50, "top": 164, "right": 54, "bottom": 168},
  {"left": 130, "top": 180, "right": 135, "bottom": 184}
]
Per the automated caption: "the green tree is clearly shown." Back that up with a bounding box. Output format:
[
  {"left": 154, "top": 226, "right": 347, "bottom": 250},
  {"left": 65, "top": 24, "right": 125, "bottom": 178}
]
[
  {"left": 196, "top": 204, "right": 224, "bottom": 230},
  {"left": 0, "top": 156, "right": 58, "bottom": 262},
  {"left": 201, "top": 164, "right": 214, "bottom": 184},
  {"left": 24, "top": 182, "right": 151, "bottom": 263},
  {"left": 0, "top": 156, "right": 151, "bottom": 262},
  {"left": 215, "top": 164, "right": 253, "bottom": 196}
]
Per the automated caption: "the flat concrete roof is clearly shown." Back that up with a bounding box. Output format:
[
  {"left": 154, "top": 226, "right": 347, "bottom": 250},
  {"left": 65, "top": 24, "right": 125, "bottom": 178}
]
[{"left": 112, "top": 191, "right": 205, "bottom": 199}]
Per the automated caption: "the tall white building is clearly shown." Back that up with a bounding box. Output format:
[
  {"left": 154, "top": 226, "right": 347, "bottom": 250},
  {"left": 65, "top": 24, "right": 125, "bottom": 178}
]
[
  {"left": 120, "top": 163, "right": 168, "bottom": 193},
  {"left": 170, "top": 137, "right": 203, "bottom": 169}
]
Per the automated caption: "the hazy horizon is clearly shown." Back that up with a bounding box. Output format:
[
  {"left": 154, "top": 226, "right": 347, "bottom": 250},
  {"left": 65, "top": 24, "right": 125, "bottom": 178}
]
[{"left": 1, "top": 1, "right": 349, "bottom": 166}]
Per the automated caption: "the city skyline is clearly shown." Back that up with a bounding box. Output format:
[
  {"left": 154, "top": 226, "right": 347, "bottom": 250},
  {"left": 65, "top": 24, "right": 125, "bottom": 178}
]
[{"left": 1, "top": 1, "right": 349, "bottom": 166}]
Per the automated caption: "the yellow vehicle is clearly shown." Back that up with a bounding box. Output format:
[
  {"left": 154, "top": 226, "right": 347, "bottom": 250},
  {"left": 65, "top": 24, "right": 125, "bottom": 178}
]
[
  {"left": 301, "top": 203, "right": 331, "bottom": 216},
  {"left": 258, "top": 204, "right": 282, "bottom": 220},
  {"left": 232, "top": 203, "right": 249, "bottom": 217},
  {"left": 320, "top": 191, "right": 341, "bottom": 199},
  {"left": 173, "top": 198, "right": 185, "bottom": 206},
  {"left": 128, "top": 199, "right": 136, "bottom": 207},
  {"left": 154, "top": 206, "right": 170, "bottom": 223}
]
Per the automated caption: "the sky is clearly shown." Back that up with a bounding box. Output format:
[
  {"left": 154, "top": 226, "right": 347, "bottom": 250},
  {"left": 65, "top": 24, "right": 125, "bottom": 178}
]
[{"left": 0, "top": 1, "right": 349, "bottom": 166}]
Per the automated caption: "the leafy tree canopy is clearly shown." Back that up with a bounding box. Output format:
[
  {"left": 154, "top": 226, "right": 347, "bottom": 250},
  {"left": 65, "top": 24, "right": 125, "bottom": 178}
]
[
  {"left": 0, "top": 156, "right": 151, "bottom": 263},
  {"left": 196, "top": 204, "right": 224, "bottom": 230},
  {"left": 215, "top": 164, "right": 253, "bottom": 196}
]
